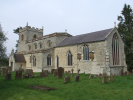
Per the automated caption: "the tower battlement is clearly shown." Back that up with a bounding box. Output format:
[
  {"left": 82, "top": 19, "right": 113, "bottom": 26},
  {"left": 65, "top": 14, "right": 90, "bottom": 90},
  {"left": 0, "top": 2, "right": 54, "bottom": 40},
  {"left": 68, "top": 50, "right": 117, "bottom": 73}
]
[{"left": 19, "top": 26, "right": 43, "bottom": 33}]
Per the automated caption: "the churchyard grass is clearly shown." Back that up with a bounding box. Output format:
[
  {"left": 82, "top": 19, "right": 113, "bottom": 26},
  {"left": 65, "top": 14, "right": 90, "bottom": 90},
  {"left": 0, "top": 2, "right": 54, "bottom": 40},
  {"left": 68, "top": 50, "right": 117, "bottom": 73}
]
[{"left": 0, "top": 71, "right": 133, "bottom": 100}]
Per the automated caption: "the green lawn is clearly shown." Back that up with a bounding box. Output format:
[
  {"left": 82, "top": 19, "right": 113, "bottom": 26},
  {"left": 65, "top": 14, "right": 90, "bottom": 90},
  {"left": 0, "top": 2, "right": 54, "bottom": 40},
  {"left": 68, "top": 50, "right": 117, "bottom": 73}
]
[{"left": 0, "top": 71, "right": 133, "bottom": 100}]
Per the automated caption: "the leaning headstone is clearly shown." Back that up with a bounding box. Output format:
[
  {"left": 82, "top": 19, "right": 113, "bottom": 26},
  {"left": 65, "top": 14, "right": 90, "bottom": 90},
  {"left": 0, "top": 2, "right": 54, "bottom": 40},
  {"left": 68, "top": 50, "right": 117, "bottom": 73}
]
[
  {"left": 15, "top": 71, "right": 22, "bottom": 79},
  {"left": 102, "top": 73, "right": 107, "bottom": 84},
  {"left": 53, "top": 70, "right": 58, "bottom": 77},
  {"left": 5, "top": 73, "right": 11, "bottom": 80},
  {"left": 109, "top": 74, "right": 113, "bottom": 82},
  {"left": 121, "top": 69, "right": 124, "bottom": 76},
  {"left": 75, "top": 75, "right": 79, "bottom": 82},
  {"left": 94, "top": 74, "right": 99, "bottom": 78},
  {"left": 71, "top": 69, "right": 74, "bottom": 77},
  {"left": 2, "top": 68, "right": 8, "bottom": 76},
  {"left": 64, "top": 76, "right": 70, "bottom": 83},
  {"left": 89, "top": 74, "right": 93, "bottom": 79},
  {"left": 57, "top": 67, "right": 62, "bottom": 78}
]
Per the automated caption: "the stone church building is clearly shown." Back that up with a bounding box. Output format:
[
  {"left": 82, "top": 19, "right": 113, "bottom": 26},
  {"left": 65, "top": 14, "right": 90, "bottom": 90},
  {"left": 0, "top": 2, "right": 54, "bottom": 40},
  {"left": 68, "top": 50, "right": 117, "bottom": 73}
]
[{"left": 9, "top": 24, "right": 127, "bottom": 75}]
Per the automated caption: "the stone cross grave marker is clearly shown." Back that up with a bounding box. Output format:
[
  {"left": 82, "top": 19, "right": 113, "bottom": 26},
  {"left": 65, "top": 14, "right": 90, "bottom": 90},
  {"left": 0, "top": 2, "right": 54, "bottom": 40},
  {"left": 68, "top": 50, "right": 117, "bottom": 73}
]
[
  {"left": 15, "top": 71, "right": 22, "bottom": 79},
  {"left": 57, "top": 67, "right": 63, "bottom": 78},
  {"left": 64, "top": 76, "right": 70, "bottom": 83},
  {"left": 89, "top": 74, "right": 93, "bottom": 79},
  {"left": 109, "top": 74, "right": 113, "bottom": 82},
  {"left": 2, "top": 68, "right": 8, "bottom": 76},
  {"left": 5, "top": 73, "right": 12, "bottom": 80},
  {"left": 78, "top": 69, "right": 80, "bottom": 75},
  {"left": 71, "top": 69, "right": 74, "bottom": 77},
  {"left": 102, "top": 73, "right": 107, "bottom": 84},
  {"left": 75, "top": 74, "right": 79, "bottom": 82}
]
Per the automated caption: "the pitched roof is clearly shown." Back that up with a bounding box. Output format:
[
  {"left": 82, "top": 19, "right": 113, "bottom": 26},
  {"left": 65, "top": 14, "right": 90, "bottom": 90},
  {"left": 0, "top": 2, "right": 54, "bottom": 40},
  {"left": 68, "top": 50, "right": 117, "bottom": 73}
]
[
  {"left": 57, "top": 28, "right": 113, "bottom": 47},
  {"left": 14, "top": 54, "right": 26, "bottom": 62}
]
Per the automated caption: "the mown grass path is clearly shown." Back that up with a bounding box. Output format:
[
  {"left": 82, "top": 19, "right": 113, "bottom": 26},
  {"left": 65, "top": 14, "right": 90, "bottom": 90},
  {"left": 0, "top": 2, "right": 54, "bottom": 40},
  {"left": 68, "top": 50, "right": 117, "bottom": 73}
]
[{"left": 0, "top": 71, "right": 133, "bottom": 100}]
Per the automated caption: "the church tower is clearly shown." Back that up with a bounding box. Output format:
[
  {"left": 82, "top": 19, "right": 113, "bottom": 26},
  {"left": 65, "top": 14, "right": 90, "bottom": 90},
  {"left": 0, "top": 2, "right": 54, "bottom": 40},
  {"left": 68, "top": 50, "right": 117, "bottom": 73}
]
[{"left": 17, "top": 23, "right": 43, "bottom": 53}]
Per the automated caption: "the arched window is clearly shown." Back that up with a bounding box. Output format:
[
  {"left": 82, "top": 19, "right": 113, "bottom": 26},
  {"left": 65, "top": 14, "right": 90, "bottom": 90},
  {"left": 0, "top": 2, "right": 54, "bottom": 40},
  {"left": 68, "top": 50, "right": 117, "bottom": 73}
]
[
  {"left": 21, "top": 34, "right": 24, "bottom": 41},
  {"left": 48, "top": 40, "right": 52, "bottom": 47},
  {"left": 33, "top": 56, "right": 36, "bottom": 67},
  {"left": 68, "top": 50, "right": 72, "bottom": 66},
  {"left": 83, "top": 44, "right": 89, "bottom": 60},
  {"left": 34, "top": 43, "right": 37, "bottom": 49},
  {"left": 33, "top": 35, "right": 37, "bottom": 39},
  {"left": 28, "top": 45, "right": 31, "bottom": 50},
  {"left": 47, "top": 54, "right": 51, "bottom": 66},
  {"left": 39, "top": 42, "right": 42, "bottom": 48},
  {"left": 112, "top": 33, "right": 119, "bottom": 65}
]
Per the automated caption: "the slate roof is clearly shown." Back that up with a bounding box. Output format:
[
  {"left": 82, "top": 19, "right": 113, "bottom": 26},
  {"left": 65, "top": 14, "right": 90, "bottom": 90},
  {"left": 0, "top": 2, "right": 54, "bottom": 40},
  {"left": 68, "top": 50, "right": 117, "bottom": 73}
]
[
  {"left": 57, "top": 28, "right": 113, "bottom": 47},
  {"left": 14, "top": 54, "right": 26, "bottom": 62}
]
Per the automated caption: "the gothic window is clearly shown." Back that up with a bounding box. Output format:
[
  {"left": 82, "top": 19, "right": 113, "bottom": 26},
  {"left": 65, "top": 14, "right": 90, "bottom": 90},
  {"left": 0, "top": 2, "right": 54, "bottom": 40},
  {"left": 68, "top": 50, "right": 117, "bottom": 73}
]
[
  {"left": 21, "top": 34, "right": 24, "bottom": 41},
  {"left": 112, "top": 33, "right": 119, "bottom": 65},
  {"left": 83, "top": 45, "right": 89, "bottom": 60},
  {"left": 34, "top": 43, "right": 37, "bottom": 49},
  {"left": 48, "top": 40, "right": 52, "bottom": 47},
  {"left": 30, "top": 56, "right": 31, "bottom": 63},
  {"left": 68, "top": 50, "right": 72, "bottom": 66},
  {"left": 33, "top": 56, "right": 36, "bottom": 67},
  {"left": 33, "top": 35, "right": 37, "bottom": 39},
  {"left": 39, "top": 42, "right": 42, "bottom": 48},
  {"left": 28, "top": 45, "right": 31, "bottom": 50},
  {"left": 47, "top": 54, "right": 51, "bottom": 66}
]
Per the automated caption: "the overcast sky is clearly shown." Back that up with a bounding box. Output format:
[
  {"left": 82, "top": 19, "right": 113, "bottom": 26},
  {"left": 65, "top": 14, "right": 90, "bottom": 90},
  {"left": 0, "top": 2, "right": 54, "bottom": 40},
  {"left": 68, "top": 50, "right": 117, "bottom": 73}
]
[{"left": 0, "top": 0, "right": 133, "bottom": 56}]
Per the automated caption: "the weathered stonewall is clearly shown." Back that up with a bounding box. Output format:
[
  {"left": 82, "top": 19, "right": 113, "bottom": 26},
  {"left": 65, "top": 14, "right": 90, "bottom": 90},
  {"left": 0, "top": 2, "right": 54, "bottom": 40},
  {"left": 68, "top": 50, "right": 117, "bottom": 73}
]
[
  {"left": 71, "top": 69, "right": 74, "bottom": 77},
  {"left": 109, "top": 74, "right": 113, "bottom": 82},
  {"left": 2, "top": 67, "right": 8, "bottom": 76},
  {"left": 89, "top": 74, "right": 93, "bottom": 79},
  {"left": 57, "top": 67, "right": 62, "bottom": 78},
  {"left": 102, "top": 73, "right": 107, "bottom": 84},
  {"left": 15, "top": 71, "right": 22, "bottom": 79},
  {"left": 5, "top": 73, "right": 12, "bottom": 80},
  {"left": 94, "top": 74, "right": 99, "bottom": 78},
  {"left": 75, "top": 75, "right": 79, "bottom": 82},
  {"left": 64, "top": 76, "right": 70, "bottom": 83},
  {"left": 53, "top": 70, "right": 58, "bottom": 77}
]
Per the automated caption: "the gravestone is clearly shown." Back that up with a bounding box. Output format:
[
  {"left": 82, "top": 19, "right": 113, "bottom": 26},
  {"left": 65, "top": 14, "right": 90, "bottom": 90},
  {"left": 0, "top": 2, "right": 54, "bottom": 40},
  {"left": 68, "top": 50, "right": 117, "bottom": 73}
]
[
  {"left": 23, "top": 73, "right": 29, "bottom": 79},
  {"left": 53, "top": 70, "right": 58, "bottom": 77},
  {"left": 71, "top": 69, "right": 74, "bottom": 77},
  {"left": 51, "top": 69, "right": 55, "bottom": 74},
  {"left": 29, "top": 73, "right": 34, "bottom": 78},
  {"left": 124, "top": 71, "right": 127, "bottom": 76},
  {"left": 94, "top": 74, "right": 99, "bottom": 78},
  {"left": 65, "top": 71, "right": 68, "bottom": 75},
  {"left": 57, "top": 67, "right": 62, "bottom": 78},
  {"left": 78, "top": 69, "right": 80, "bottom": 75},
  {"left": 109, "top": 74, "right": 113, "bottom": 82},
  {"left": 8, "top": 66, "right": 12, "bottom": 72},
  {"left": 89, "top": 74, "right": 93, "bottom": 79},
  {"left": 5, "top": 73, "right": 11, "bottom": 80},
  {"left": 99, "top": 73, "right": 102, "bottom": 77},
  {"left": 121, "top": 69, "right": 124, "bottom": 76},
  {"left": 102, "top": 73, "right": 107, "bottom": 84},
  {"left": 23, "top": 69, "right": 34, "bottom": 78},
  {"left": 2, "top": 68, "right": 8, "bottom": 76},
  {"left": 64, "top": 76, "right": 70, "bottom": 83},
  {"left": 68, "top": 70, "right": 71, "bottom": 74},
  {"left": 15, "top": 71, "right": 22, "bottom": 79},
  {"left": 75, "top": 75, "right": 79, "bottom": 82}
]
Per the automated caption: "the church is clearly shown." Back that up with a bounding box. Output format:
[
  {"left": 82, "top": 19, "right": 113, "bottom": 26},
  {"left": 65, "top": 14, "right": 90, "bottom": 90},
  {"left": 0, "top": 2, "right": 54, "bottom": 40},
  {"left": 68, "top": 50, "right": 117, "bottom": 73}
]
[{"left": 9, "top": 24, "right": 127, "bottom": 75}]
